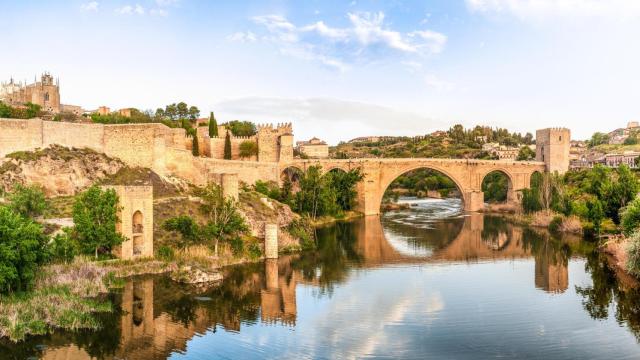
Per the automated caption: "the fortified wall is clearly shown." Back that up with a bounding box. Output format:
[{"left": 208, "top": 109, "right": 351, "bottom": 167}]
[
  {"left": 0, "top": 118, "right": 286, "bottom": 187},
  {"left": 196, "top": 123, "right": 293, "bottom": 163}
]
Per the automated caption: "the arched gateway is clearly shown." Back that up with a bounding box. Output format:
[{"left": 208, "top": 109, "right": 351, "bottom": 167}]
[{"left": 279, "top": 158, "right": 546, "bottom": 215}]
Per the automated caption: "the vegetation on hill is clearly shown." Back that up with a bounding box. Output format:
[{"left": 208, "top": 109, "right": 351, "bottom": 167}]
[
  {"left": 332, "top": 124, "right": 533, "bottom": 160},
  {"left": 0, "top": 101, "right": 42, "bottom": 119}
]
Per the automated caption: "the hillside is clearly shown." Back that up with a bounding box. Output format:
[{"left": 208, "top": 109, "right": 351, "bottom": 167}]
[{"left": 331, "top": 125, "right": 533, "bottom": 160}]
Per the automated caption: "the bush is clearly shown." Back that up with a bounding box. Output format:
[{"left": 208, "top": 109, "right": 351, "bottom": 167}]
[
  {"left": 549, "top": 215, "right": 563, "bottom": 233},
  {"left": 229, "top": 236, "right": 244, "bottom": 256},
  {"left": 626, "top": 232, "right": 640, "bottom": 277},
  {"left": 239, "top": 140, "right": 258, "bottom": 158},
  {"left": 156, "top": 245, "right": 175, "bottom": 261},
  {"left": 163, "top": 215, "right": 200, "bottom": 250},
  {"left": 621, "top": 197, "right": 640, "bottom": 237},
  {"left": 287, "top": 218, "right": 315, "bottom": 250},
  {"left": 0, "top": 206, "right": 48, "bottom": 293},
  {"left": 48, "top": 228, "right": 79, "bottom": 263},
  {"left": 9, "top": 184, "right": 47, "bottom": 219}
]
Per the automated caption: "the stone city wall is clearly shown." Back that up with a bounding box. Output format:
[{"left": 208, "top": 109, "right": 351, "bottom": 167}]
[{"left": 0, "top": 118, "right": 44, "bottom": 157}]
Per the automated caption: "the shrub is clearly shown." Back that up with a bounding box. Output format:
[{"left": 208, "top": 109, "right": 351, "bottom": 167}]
[
  {"left": 163, "top": 215, "right": 200, "bottom": 250},
  {"left": 9, "top": 184, "right": 47, "bottom": 219},
  {"left": 549, "top": 215, "right": 563, "bottom": 233},
  {"left": 156, "top": 245, "right": 175, "bottom": 261},
  {"left": 239, "top": 140, "right": 258, "bottom": 158},
  {"left": 229, "top": 236, "right": 244, "bottom": 256},
  {"left": 48, "top": 228, "right": 79, "bottom": 264},
  {"left": 626, "top": 232, "right": 640, "bottom": 277},
  {"left": 0, "top": 206, "right": 48, "bottom": 293},
  {"left": 287, "top": 218, "right": 315, "bottom": 250},
  {"left": 621, "top": 197, "right": 640, "bottom": 237}
]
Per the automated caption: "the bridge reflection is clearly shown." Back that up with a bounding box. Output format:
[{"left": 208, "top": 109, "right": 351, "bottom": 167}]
[{"left": 39, "top": 214, "right": 577, "bottom": 359}]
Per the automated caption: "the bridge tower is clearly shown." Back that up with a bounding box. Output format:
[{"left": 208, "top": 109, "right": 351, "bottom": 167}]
[{"left": 536, "top": 128, "right": 570, "bottom": 174}]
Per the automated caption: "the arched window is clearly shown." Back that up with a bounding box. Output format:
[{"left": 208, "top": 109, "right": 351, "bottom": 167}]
[
  {"left": 132, "top": 211, "right": 143, "bottom": 234},
  {"left": 44, "top": 92, "right": 49, "bottom": 102}
]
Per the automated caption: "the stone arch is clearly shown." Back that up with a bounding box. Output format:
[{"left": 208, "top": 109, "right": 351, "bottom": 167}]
[
  {"left": 480, "top": 169, "right": 515, "bottom": 203},
  {"left": 132, "top": 210, "right": 144, "bottom": 256},
  {"left": 378, "top": 165, "right": 466, "bottom": 212},
  {"left": 529, "top": 170, "right": 543, "bottom": 187}
]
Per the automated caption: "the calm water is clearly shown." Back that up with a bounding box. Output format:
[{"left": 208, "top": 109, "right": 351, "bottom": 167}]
[{"left": 4, "top": 198, "right": 640, "bottom": 359}]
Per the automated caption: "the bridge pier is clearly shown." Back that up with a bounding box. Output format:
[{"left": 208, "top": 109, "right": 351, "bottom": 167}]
[{"left": 464, "top": 190, "right": 485, "bottom": 212}]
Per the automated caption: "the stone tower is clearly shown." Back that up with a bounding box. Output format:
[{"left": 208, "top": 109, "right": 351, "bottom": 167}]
[
  {"left": 536, "top": 128, "right": 570, "bottom": 174},
  {"left": 102, "top": 185, "right": 154, "bottom": 259}
]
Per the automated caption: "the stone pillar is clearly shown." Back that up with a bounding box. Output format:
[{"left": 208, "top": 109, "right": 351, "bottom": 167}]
[
  {"left": 265, "top": 258, "right": 279, "bottom": 290},
  {"left": 221, "top": 173, "right": 239, "bottom": 202},
  {"left": 464, "top": 190, "right": 485, "bottom": 212},
  {"left": 265, "top": 223, "right": 278, "bottom": 259}
]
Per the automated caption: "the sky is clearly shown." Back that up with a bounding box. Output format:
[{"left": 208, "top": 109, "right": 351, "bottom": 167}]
[{"left": 1, "top": 0, "right": 640, "bottom": 144}]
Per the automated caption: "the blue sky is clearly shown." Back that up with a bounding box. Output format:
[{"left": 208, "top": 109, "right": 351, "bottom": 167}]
[{"left": 2, "top": 1, "right": 640, "bottom": 144}]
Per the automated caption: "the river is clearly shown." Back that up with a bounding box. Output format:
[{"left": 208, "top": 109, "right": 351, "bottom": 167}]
[{"left": 3, "top": 198, "right": 640, "bottom": 359}]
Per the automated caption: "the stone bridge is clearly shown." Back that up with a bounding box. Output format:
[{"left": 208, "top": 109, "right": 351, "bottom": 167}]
[{"left": 280, "top": 158, "right": 546, "bottom": 215}]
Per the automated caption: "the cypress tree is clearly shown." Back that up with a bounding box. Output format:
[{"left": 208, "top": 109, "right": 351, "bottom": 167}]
[
  {"left": 209, "top": 111, "right": 218, "bottom": 137},
  {"left": 192, "top": 134, "right": 200, "bottom": 156},
  {"left": 224, "top": 130, "right": 232, "bottom": 160}
]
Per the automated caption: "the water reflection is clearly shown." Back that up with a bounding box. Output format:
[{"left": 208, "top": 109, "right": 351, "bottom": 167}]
[{"left": 5, "top": 200, "right": 640, "bottom": 358}]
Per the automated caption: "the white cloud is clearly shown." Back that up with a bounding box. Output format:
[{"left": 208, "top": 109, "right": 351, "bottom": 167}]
[
  {"left": 215, "top": 97, "right": 446, "bottom": 144},
  {"left": 467, "top": 0, "right": 640, "bottom": 20},
  {"left": 116, "top": 4, "right": 145, "bottom": 15},
  {"left": 227, "top": 31, "right": 257, "bottom": 43},
  {"left": 245, "top": 12, "right": 447, "bottom": 70},
  {"left": 80, "top": 1, "right": 99, "bottom": 12},
  {"left": 150, "top": 8, "right": 168, "bottom": 17}
]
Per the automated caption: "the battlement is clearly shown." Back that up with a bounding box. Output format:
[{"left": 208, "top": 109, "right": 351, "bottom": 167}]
[{"left": 257, "top": 122, "right": 293, "bottom": 134}]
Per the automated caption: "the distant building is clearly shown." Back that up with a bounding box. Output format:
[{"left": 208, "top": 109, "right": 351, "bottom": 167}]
[
  {"left": 96, "top": 106, "right": 111, "bottom": 116},
  {"left": 0, "top": 73, "right": 84, "bottom": 115},
  {"left": 118, "top": 108, "right": 133, "bottom": 118},
  {"left": 0, "top": 73, "right": 61, "bottom": 113},
  {"left": 348, "top": 135, "right": 401, "bottom": 143},
  {"left": 482, "top": 142, "right": 519, "bottom": 160},
  {"left": 600, "top": 151, "right": 640, "bottom": 168},
  {"left": 607, "top": 121, "right": 640, "bottom": 144},
  {"left": 296, "top": 137, "right": 329, "bottom": 158}
]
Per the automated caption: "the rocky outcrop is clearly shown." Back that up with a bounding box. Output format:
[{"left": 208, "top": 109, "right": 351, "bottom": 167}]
[
  {"left": 238, "top": 192, "right": 300, "bottom": 248},
  {"left": 170, "top": 265, "right": 223, "bottom": 284},
  {"left": 0, "top": 145, "right": 125, "bottom": 196}
]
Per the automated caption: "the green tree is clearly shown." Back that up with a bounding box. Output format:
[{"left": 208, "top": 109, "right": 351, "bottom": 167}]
[
  {"left": 9, "top": 184, "right": 47, "bottom": 218},
  {"left": 225, "top": 120, "right": 257, "bottom": 137},
  {"left": 516, "top": 146, "right": 536, "bottom": 161},
  {"left": 482, "top": 171, "right": 509, "bottom": 203},
  {"left": 196, "top": 183, "right": 247, "bottom": 256},
  {"left": 587, "top": 198, "right": 605, "bottom": 236},
  {"left": 224, "top": 130, "right": 232, "bottom": 160},
  {"left": 588, "top": 132, "right": 610, "bottom": 147},
  {"left": 621, "top": 197, "right": 640, "bottom": 237},
  {"left": 0, "top": 206, "right": 48, "bottom": 293},
  {"left": 188, "top": 106, "right": 200, "bottom": 120},
  {"left": 192, "top": 134, "right": 200, "bottom": 156},
  {"left": 294, "top": 166, "right": 339, "bottom": 219},
  {"left": 239, "top": 140, "right": 258, "bottom": 158},
  {"left": 326, "top": 169, "right": 364, "bottom": 211},
  {"left": 176, "top": 102, "right": 189, "bottom": 119},
  {"left": 209, "top": 112, "right": 218, "bottom": 137},
  {"left": 72, "top": 186, "right": 124, "bottom": 259},
  {"left": 163, "top": 215, "right": 201, "bottom": 250},
  {"left": 48, "top": 227, "right": 79, "bottom": 264}
]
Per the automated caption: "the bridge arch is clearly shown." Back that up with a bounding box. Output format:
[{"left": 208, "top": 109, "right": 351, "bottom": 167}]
[
  {"left": 480, "top": 169, "right": 516, "bottom": 203},
  {"left": 378, "top": 164, "right": 467, "bottom": 212}
]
